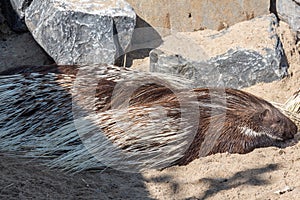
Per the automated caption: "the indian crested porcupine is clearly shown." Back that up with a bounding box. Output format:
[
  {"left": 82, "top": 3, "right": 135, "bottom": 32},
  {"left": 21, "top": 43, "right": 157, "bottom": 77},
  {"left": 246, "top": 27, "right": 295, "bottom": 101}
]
[{"left": 0, "top": 64, "right": 297, "bottom": 172}]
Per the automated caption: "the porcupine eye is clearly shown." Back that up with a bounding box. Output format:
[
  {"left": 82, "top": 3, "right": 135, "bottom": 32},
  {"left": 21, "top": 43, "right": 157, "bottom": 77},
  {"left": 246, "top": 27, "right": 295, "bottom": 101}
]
[
  {"left": 271, "top": 116, "right": 282, "bottom": 128},
  {"left": 258, "top": 109, "right": 282, "bottom": 135}
]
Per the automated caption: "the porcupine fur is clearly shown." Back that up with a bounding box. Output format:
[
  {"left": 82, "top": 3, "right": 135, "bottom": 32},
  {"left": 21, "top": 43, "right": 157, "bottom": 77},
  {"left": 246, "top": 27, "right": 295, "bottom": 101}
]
[{"left": 0, "top": 64, "right": 297, "bottom": 172}]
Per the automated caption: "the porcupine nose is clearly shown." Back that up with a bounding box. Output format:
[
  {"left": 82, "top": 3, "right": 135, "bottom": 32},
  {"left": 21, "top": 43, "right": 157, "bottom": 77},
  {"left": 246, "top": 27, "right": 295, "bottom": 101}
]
[
  {"left": 285, "top": 131, "right": 295, "bottom": 140},
  {"left": 284, "top": 123, "right": 297, "bottom": 139}
]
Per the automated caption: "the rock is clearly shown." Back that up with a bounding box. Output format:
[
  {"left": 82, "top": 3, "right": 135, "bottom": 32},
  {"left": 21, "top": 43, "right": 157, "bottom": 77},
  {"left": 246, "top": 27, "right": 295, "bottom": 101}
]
[
  {"left": 0, "top": 33, "right": 54, "bottom": 72},
  {"left": 276, "top": 21, "right": 300, "bottom": 75},
  {"left": 9, "top": 0, "right": 32, "bottom": 19},
  {"left": 150, "top": 14, "right": 289, "bottom": 89},
  {"left": 1, "top": 1, "right": 28, "bottom": 32},
  {"left": 25, "top": 0, "right": 136, "bottom": 65},
  {"left": 0, "top": 2, "right": 5, "bottom": 25},
  {"left": 0, "top": 1, "right": 52, "bottom": 72},
  {"left": 277, "top": 0, "right": 300, "bottom": 40},
  {"left": 0, "top": 2, "right": 3, "bottom": 21},
  {"left": 127, "top": 0, "right": 270, "bottom": 32}
]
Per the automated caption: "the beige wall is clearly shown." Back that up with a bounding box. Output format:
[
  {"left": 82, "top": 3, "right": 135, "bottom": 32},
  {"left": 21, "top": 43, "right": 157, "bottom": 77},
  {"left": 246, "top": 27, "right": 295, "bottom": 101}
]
[{"left": 127, "top": 0, "right": 270, "bottom": 32}]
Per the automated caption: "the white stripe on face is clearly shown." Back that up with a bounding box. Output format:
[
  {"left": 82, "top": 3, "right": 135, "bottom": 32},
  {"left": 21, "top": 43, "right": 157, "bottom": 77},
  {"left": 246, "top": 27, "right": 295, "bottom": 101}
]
[{"left": 239, "top": 126, "right": 283, "bottom": 141}]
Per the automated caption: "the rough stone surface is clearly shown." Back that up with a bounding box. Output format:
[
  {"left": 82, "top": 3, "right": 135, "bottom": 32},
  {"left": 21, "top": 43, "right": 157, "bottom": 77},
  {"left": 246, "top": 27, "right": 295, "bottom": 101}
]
[
  {"left": 127, "top": 0, "right": 270, "bottom": 33},
  {"left": 0, "top": 2, "right": 5, "bottom": 25},
  {"left": 10, "top": 0, "right": 32, "bottom": 18},
  {"left": 150, "top": 15, "right": 289, "bottom": 89},
  {"left": 0, "top": 1, "right": 53, "bottom": 72},
  {"left": 0, "top": 33, "right": 54, "bottom": 72},
  {"left": 25, "top": 0, "right": 136, "bottom": 65},
  {"left": 1, "top": 1, "right": 28, "bottom": 32},
  {"left": 275, "top": 21, "right": 300, "bottom": 75},
  {"left": 277, "top": 0, "right": 300, "bottom": 40}
]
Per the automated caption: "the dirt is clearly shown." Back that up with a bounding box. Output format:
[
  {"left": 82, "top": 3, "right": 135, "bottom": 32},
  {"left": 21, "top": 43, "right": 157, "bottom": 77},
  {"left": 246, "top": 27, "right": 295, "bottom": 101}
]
[
  {"left": 0, "top": 155, "right": 151, "bottom": 199},
  {"left": 0, "top": 15, "right": 299, "bottom": 200}
]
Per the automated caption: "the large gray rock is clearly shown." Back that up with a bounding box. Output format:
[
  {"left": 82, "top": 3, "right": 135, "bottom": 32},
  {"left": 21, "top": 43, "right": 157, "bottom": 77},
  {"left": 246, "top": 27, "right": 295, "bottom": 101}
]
[
  {"left": 0, "top": 33, "right": 53, "bottom": 72},
  {"left": 1, "top": 1, "right": 28, "bottom": 32},
  {"left": 277, "top": 0, "right": 300, "bottom": 40},
  {"left": 150, "top": 15, "right": 289, "bottom": 89},
  {"left": 0, "top": 1, "right": 53, "bottom": 72},
  {"left": 0, "top": 2, "right": 5, "bottom": 25},
  {"left": 9, "top": 0, "right": 32, "bottom": 18},
  {"left": 25, "top": 0, "right": 136, "bottom": 65}
]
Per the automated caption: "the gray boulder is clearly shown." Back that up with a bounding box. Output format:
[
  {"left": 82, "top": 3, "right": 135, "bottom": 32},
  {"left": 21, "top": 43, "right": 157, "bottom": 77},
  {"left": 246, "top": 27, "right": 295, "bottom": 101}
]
[
  {"left": 1, "top": 1, "right": 28, "bottom": 32},
  {"left": 0, "top": 1, "right": 53, "bottom": 72},
  {"left": 25, "top": 0, "right": 136, "bottom": 65},
  {"left": 150, "top": 14, "right": 289, "bottom": 89},
  {"left": 9, "top": 0, "right": 32, "bottom": 18},
  {"left": 0, "top": 33, "right": 54, "bottom": 72},
  {"left": 277, "top": 0, "right": 300, "bottom": 40},
  {"left": 0, "top": 2, "right": 5, "bottom": 25}
]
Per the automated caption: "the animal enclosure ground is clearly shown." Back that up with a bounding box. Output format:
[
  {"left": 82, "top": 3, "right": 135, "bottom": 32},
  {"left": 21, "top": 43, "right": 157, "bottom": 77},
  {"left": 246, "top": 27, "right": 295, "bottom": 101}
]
[{"left": 0, "top": 19, "right": 299, "bottom": 200}]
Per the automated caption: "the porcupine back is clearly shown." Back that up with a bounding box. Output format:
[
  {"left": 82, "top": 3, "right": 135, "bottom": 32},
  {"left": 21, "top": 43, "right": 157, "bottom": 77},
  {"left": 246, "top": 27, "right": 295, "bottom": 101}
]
[
  {"left": 0, "top": 65, "right": 297, "bottom": 172},
  {"left": 0, "top": 64, "right": 198, "bottom": 172}
]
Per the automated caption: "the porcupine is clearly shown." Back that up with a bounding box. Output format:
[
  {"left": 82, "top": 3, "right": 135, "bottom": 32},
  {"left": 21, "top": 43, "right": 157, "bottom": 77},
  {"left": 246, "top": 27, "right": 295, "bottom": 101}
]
[{"left": 0, "top": 64, "right": 297, "bottom": 172}]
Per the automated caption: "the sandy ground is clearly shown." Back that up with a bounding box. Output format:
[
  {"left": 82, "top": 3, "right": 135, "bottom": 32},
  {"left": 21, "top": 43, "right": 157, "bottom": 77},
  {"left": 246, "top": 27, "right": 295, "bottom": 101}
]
[{"left": 0, "top": 18, "right": 299, "bottom": 200}]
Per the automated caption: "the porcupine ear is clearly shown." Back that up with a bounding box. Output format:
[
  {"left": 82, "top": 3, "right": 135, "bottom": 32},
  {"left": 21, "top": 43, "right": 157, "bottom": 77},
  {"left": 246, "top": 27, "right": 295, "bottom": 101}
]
[{"left": 259, "top": 109, "right": 271, "bottom": 121}]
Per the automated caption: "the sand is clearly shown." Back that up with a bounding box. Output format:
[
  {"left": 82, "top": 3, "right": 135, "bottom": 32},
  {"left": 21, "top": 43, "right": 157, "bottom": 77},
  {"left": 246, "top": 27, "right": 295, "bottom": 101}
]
[{"left": 0, "top": 21, "right": 299, "bottom": 200}]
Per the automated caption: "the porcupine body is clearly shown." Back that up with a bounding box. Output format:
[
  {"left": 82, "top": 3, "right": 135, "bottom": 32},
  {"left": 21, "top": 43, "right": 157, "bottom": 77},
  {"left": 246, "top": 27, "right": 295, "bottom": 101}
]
[{"left": 0, "top": 65, "right": 297, "bottom": 172}]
